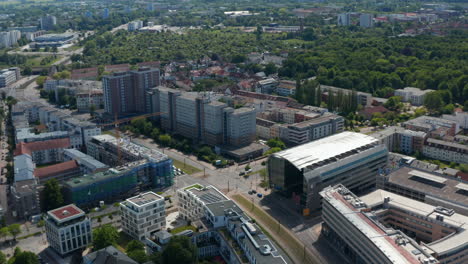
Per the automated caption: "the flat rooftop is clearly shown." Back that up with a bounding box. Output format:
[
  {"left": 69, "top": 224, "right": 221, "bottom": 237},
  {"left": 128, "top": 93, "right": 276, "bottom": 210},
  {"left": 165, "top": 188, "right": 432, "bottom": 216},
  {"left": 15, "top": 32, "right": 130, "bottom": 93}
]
[
  {"left": 272, "top": 132, "right": 380, "bottom": 171},
  {"left": 360, "top": 189, "right": 468, "bottom": 256},
  {"left": 383, "top": 167, "right": 468, "bottom": 211},
  {"left": 127, "top": 192, "right": 163, "bottom": 207},
  {"left": 184, "top": 185, "right": 229, "bottom": 205},
  {"left": 48, "top": 204, "right": 84, "bottom": 223},
  {"left": 321, "top": 186, "right": 437, "bottom": 264}
]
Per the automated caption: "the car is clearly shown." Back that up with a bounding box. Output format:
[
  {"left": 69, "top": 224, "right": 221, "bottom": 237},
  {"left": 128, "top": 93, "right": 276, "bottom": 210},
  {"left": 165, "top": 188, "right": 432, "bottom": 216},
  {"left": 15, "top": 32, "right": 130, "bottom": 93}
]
[
  {"left": 248, "top": 191, "right": 253, "bottom": 195},
  {"left": 257, "top": 193, "right": 263, "bottom": 198},
  {"left": 246, "top": 169, "right": 253, "bottom": 173},
  {"left": 251, "top": 190, "right": 257, "bottom": 194},
  {"left": 239, "top": 172, "right": 245, "bottom": 176}
]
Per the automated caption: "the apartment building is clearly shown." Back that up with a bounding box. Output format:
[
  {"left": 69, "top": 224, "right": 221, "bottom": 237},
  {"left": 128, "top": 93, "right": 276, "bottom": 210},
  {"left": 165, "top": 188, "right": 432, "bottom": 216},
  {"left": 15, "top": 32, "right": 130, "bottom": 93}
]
[
  {"left": 150, "top": 87, "right": 256, "bottom": 147},
  {"left": 320, "top": 185, "right": 440, "bottom": 264},
  {"left": 34, "top": 160, "right": 81, "bottom": 184},
  {"left": 10, "top": 179, "right": 40, "bottom": 220},
  {"left": 423, "top": 138, "right": 468, "bottom": 164},
  {"left": 395, "top": 87, "right": 434, "bottom": 106},
  {"left": 337, "top": 13, "right": 350, "bottom": 26},
  {"left": 120, "top": 192, "right": 166, "bottom": 241},
  {"left": 223, "top": 107, "right": 256, "bottom": 146},
  {"left": 320, "top": 85, "right": 372, "bottom": 107},
  {"left": 276, "top": 80, "right": 296, "bottom": 97},
  {"left": 76, "top": 90, "right": 104, "bottom": 113},
  {"left": 40, "top": 14, "right": 57, "bottom": 30},
  {"left": 45, "top": 204, "right": 92, "bottom": 256},
  {"left": 0, "top": 31, "right": 21, "bottom": 48},
  {"left": 15, "top": 128, "right": 69, "bottom": 144},
  {"left": 268, "top": 132, "right": 388, "bottom": 214},
  {"left": 377, "top": 166, "right": 468, "bottom": 215},
  {"left": 14, "top": 138, "right": 71, "bottom": 165},
  {"left": 360, "top": 13, "right": 374, "bottom": 27},
  {"left": 62, "top": 148, "right": 108, "bottom": 174},
  {"left": 399, "top": 129, "right": 426, "bottom": 154},
  {"left": 102, "top": 67, "right": 160, "bottom": 116},
  {"left": 0, "top": 67, "right": 20, "bottom": 87},
  {"left": 255, "top": 78, "right": 278, "bottom": 94},
  {"left": 404, "top": 115, "right": 460, "bottom": 136}
]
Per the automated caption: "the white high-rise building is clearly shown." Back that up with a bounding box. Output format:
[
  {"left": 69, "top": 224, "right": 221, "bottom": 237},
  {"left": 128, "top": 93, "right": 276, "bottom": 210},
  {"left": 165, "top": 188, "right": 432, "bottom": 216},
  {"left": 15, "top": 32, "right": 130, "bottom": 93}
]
[
  {"left": 360, "top": 14, "right": 374, "bottom": 28},
  {"left": 120, "top": 192, "right": 166, "bottom": 241},
  {"left": 337, "top": 13, "right": 350, "bottom": 26},
  {"left": 45, "top": 204, "right": 92, "bottom": 256},
  {"left": 0, "top": 30, "right": 21, "bottom": 48}
]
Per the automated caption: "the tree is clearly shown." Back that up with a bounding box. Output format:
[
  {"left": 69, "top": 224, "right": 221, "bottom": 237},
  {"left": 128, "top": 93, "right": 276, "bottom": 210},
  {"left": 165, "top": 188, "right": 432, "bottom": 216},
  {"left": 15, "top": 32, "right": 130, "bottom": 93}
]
[
  {"left": 127, "top": 249, "right": 148, "bottom": 264},
  {"left": 161, "top": 236, "right": 197, "bottom": 264},
  {"left": 36, "top": 76, "right": 47, "bottom": 88},
  {"left": 0, "top": 251, "right": 6, "bottom": 264},
  {"left": 10, "top": 251, "right": 39, "bottom": 264},
  {"left": 158, "top": 134, "right": 171, "bottom": 147},
  {"left": 8, "top": 224, "right": 21, "bottom": 240},
  {"left": 264, "top": 63, "right": 277, "bottom": 76},
  {"left": 384, "top": 96, "right": 403, "bottom": 111},
  {"left": 92, "top": 224, "right": 119, "bottom": 250},
  {"left": 0, "top": 227, "right": 10, "bottom": 242},
  {"left": 43, "top": 179, "right": 64, "bottom": 211},
  {"left": 424, "top": 91, "right": 444, "bottom": 113},
  {"left": 127, "top": 240, "right": 145, "bottom": 252},
  {"left": 266, "top": 138, "right": 286, "bottom": 150}
]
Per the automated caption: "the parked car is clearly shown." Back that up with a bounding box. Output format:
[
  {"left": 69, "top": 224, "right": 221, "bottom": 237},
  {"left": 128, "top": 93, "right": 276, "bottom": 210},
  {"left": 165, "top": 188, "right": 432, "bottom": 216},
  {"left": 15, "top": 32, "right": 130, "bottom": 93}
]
[{"left": 257, "top": 193, "right": 263, "bottom": 198}]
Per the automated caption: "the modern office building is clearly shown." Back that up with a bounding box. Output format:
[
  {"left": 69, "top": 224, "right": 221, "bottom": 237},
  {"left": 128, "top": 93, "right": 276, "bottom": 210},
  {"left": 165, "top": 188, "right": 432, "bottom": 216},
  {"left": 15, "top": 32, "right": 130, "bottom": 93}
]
[
  {"left": 120, "top": 192, "right": 166, "bottom": 241},
  {"left": 45, "top": 204, "right": 92, "bottom": 256},
  {"left": 337, "top": 13, "right": 350, "bottom": 26},
  {"left": 320, "top": 185, "right": 440, "bottom": 264},
  {"left": 268, "top": 132, "right": 388, "bottom": 214},
  {"left": 395, "top": 87, "right": 434, "bottom": 106},
  {"left": 40, "top": 15, "right": 57, "bottom": 30},
  {"left": 223, "top": 107, "right": 257, "bottom": 146},
  {"left": 103, "top": 68, "right": 160, "bottom": 116},
  {"left": 377, "top": 166, "right": 468, "bottom": 215},
  {"left": 359, "top": 13, "right": 374, "bottom": 27},
  {"left": 0, "top": 67, "right": 20, "bottom": 87},
  {"left": 63, "top": 165, "right": 139, "bottom": 207}
]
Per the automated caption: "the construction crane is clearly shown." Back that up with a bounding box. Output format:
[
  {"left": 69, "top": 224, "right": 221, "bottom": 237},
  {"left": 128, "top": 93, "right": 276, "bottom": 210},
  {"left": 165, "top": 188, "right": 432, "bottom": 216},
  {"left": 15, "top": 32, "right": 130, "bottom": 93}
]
[{"left": 98, "top": 112, "right": 164, "bottom": 164}]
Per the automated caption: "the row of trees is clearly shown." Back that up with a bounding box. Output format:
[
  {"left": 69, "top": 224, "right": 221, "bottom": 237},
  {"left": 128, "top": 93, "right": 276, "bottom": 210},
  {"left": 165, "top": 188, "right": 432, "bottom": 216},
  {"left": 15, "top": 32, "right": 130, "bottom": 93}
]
[
  {"left": 296, "top": 80, "right": 359, "bottom": 115},
  {"left": 0, "top": 247, "right": 38, "bottom": 264},
  {"left": 92, "top": 224, "right": 202, "bottom": 264}
]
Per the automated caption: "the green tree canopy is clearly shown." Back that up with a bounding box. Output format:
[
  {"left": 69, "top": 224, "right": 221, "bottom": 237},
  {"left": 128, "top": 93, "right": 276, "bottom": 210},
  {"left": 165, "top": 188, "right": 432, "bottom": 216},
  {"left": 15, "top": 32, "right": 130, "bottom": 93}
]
[
  {"left": 8, "top": 224, "right": 21, "bottom": 240},
  {"left": 43, "top": 179, "right": 64, "bottom": 211},
  {"left": 92, "top": 225, "right": 119, "bottom": 250},
  {"left": 161, "top": 236, "right": 197, "bottom": 264}
]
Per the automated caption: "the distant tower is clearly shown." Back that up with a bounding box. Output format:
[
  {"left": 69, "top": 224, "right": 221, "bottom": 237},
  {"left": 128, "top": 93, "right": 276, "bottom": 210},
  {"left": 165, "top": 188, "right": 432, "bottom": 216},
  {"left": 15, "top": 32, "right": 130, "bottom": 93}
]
[{"left": 299, "top": 16, "right": 304, "bottom": 32}]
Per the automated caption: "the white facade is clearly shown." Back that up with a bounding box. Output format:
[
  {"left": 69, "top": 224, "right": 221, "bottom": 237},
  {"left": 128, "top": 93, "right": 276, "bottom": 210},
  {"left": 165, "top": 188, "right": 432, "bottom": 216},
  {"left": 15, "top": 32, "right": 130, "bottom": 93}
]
[
  {"left": 0, "top": 30, "right": 21, "bottom": 48},
  {"left": 395, "top": 87, "right": 434, "bottom": 106},
  {"left": 45, "top": 204, "right": 92, "bottom": 256},
  {"left": 120, "top": 192, "right": 166, "bottom": 241},
  {"left": 443, "top": 112, "right": 468, "bottom": 130},
  {"left": 0, "top": 68, "right": 19, "bottom": 87}
]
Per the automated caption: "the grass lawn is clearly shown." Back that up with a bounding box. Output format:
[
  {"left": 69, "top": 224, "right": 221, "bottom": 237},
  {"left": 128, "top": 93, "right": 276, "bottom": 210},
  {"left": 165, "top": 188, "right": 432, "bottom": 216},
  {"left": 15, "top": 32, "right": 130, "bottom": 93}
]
[
  {"left": 184, "top": 184, "right": 203, "bottom": 190},
  {"left": 24, "top": 55, "right": 63, "bottom": 67},
  {"left": 169, "top": 225, "right": 197, "bottom": 235},
  {"left": 172, "top": 159, "right": 202, "bottom": 175},
  {"left": 232, "top": 194, "right": 319, "bottom": 264}
]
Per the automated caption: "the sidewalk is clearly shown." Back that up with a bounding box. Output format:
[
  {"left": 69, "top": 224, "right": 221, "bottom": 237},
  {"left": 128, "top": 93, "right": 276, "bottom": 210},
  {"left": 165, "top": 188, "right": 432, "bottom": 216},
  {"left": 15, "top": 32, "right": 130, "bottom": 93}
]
[{"left": 230, "top": 193, "right": 323, "bottom": 264}]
